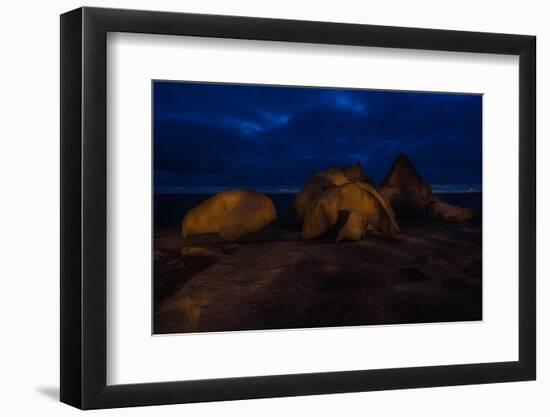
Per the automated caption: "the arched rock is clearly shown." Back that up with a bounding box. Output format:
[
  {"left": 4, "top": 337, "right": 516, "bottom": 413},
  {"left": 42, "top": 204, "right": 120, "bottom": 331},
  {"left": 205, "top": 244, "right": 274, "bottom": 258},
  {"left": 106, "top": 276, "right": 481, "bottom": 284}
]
[{"left": 302, "top": 182, "right": 399, "bottom": 241}]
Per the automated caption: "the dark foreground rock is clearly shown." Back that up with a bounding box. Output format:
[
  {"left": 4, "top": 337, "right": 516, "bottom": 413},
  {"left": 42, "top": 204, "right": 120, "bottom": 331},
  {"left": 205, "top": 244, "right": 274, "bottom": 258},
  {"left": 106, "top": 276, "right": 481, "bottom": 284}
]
[
  {"left": 379, "top": 154, "right": 480, "bottom": 222},
  {"left": 154, "top": 219, "right": 482, "bottom": 334}
]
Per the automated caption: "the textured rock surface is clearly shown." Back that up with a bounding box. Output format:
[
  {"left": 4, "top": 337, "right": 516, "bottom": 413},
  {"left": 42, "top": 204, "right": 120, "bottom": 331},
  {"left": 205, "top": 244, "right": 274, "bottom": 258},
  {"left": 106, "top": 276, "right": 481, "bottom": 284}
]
[
  {"left": 430, "top": 200, "right": 479, "bottom": 223},
  {"left": 293, "top": 162, "right": 373, "bottom": 220},
  {"left": 154, "top": 219, "right": 482, "bottom": 334},
  {"left": 302, "top": 182, "right": 399, "bottom": 240},
  {"left": 379, "top": 154, "right": 434, "bottom": 219},
  {"left": 181, "top": 189, "right": 277, "bottom": 241},
  {"left": 380, "top": 154, "right": 480, "bottom": 223},
  {"left": 292, "top": 163, "right": 394, "bottom": 241}
]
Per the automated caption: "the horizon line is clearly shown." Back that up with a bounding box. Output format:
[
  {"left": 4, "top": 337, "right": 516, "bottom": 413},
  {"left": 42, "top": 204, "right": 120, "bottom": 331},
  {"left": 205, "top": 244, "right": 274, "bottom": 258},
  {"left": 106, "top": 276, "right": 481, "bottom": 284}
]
[{"left": 155, "top": 184, "right": 482, "bottom": 195}]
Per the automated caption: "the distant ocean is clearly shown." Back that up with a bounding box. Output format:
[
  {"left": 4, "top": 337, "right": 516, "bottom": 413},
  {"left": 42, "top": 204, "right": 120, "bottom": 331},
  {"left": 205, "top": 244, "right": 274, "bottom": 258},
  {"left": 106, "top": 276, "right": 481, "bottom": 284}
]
[{"left": 154, "top": 192, "right": 482, "bottom": 231}]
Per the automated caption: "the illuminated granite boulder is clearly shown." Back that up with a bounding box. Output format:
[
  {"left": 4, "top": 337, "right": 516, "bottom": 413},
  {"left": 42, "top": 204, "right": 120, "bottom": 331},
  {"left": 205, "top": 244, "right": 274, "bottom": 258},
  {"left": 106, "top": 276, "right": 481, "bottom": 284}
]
[
  {"left": 379, "top": 154, "right": 433, "bottom": 219},
  {"left": 429, "top": 199, "right": 479, "bottom": 223},
  {"left": 342, "top": 162, "right": 373, "bottom": 183},
  {"left": 293, "top": 162, "right": 373, "bottom": 220},
  {"left": 302, "top": 182, "right": 399, "bottom": 241},
  {"left": 181, "top": 189, "right": 277, "bottom": 241}
]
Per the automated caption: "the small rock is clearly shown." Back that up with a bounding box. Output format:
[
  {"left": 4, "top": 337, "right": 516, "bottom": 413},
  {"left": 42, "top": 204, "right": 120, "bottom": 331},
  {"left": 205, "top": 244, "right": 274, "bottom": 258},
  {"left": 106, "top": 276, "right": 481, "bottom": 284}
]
[{"left": 180, "top": 246, "right": 221, "bottom": 258}]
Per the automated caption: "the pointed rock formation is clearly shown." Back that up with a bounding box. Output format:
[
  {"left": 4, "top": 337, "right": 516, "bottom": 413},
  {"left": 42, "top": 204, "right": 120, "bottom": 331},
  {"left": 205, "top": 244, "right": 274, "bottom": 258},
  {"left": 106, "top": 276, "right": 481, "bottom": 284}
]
[
  {"left": 302, "top": 182, "right": 399, "bottom": 241},
  {"left": 293, "top": 162, "right": 373, "bottom": 220},
  {"left": 181, "top": 189, "right": 277, "bottom": 241},
  {"left": 380, "top": 154, "right": 480, "bottom": 223},
  {"left": 379, "top": 154, "right": 434, "bottom": 219}
]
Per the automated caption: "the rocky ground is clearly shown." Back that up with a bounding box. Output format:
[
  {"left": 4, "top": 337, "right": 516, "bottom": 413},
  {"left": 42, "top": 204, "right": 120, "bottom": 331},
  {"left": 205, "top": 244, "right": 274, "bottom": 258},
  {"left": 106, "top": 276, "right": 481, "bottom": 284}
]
[{"left": 154, "top": 218, "right": 482, "bottom": 334}]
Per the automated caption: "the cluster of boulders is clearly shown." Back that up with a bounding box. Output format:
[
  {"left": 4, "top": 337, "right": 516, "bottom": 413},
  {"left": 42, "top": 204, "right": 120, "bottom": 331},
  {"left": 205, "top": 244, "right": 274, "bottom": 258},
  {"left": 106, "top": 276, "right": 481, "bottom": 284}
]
[
  {"left": 293, "top": 163, "right": 399, "bottom": 241},
  {"left": 181, "top": 154, "right": 478, "bottom": 242}
]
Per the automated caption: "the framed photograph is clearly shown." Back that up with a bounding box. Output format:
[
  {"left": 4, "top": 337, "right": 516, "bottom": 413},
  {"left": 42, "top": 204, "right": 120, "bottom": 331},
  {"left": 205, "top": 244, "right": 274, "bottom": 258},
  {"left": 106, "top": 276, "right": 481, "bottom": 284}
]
[{"left": 60, "top": 7, "right": 536, "bottom": 409}]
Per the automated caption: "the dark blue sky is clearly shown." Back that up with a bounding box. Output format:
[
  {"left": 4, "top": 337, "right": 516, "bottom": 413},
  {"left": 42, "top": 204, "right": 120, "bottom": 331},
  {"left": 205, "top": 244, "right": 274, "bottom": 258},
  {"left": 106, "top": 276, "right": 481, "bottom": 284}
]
[{"left": 153, "top": 81, "right": 482, "bottom": 193}]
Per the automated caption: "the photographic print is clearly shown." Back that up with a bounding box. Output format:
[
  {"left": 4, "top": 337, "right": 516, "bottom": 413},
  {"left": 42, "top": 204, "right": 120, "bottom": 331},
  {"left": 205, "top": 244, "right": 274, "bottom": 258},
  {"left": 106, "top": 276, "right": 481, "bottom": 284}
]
[{"left": 153, "top": 81, "right": 482, "bottom": 335}]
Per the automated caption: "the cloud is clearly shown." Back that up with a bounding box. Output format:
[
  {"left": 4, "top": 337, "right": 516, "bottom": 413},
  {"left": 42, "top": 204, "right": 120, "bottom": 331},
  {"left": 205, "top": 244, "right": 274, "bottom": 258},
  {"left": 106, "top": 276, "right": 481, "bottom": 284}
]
[{"left": 153, "top": 82, "right": 482, "bottom": 191}]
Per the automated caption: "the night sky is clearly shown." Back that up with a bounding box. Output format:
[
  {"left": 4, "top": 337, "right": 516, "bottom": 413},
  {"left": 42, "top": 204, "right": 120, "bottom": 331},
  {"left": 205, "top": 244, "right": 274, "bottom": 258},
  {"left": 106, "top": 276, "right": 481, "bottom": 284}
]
[{"left": 153, "top": 81, "right": 482, "bottom": 194}]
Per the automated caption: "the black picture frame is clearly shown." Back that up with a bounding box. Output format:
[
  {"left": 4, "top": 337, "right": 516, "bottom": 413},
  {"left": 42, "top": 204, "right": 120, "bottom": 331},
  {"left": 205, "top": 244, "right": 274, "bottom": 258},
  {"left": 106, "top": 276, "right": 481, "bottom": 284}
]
[{"left": 60, "top": 6, "right": 536, "bottom": 410}]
